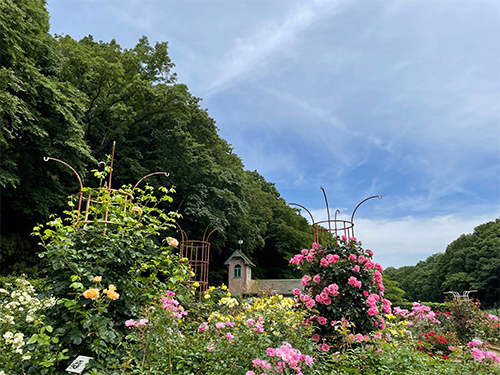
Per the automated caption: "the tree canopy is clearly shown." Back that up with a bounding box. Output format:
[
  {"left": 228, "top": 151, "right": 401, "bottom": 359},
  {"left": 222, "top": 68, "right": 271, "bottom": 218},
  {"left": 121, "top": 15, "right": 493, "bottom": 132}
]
[
  {"left": 0, "top": 0, "right": 313, "bottom": 281},
  {"left": 384, "top": 219, "right": 500, "bottom": 308}
]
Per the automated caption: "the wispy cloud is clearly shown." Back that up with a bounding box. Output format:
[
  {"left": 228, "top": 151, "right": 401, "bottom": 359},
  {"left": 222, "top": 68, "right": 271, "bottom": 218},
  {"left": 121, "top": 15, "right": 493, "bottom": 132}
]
[{"left": 205, "top": 1, "right": 346, "bottom": 96}]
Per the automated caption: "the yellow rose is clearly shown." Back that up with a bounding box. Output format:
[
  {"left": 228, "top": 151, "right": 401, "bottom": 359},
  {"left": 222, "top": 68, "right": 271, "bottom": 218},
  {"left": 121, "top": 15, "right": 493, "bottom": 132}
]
[
  {"left": 93, "top": 276, "right": 102, "bottom": 283},
  {"left": 106, "top": 290, "right": 120, "bottom": 300},
  {"left": 83, "top": 289, "right": 99, "bottom": 300},
  {"left": 108, "top": 285, "right": 117, "bottom": 291}
]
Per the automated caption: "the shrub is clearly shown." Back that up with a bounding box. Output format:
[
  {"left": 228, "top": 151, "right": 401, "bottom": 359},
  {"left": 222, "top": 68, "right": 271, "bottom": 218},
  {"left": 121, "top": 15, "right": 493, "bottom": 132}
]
[
  {"left": 26, "top": 179, "right": 190, "bottom": 374},
  {"left": 121, "top": 291, "right": 319, "bottom": 374},
  {"left": 0, "top": 276, "right": 57, "bottom": 374},
  {"left": 289, "top": 238, "right": 389, "bottom": 346}
]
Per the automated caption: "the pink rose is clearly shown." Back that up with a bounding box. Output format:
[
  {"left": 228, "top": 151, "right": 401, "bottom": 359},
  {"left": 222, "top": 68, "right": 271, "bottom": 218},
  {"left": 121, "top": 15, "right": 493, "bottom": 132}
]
[
  {"left": 168, "top": 237, "right": 179, "bottom": 247},
  {"left": 317, "top": 316, "right": 328, "bottom": 325},
  {"left": 306, "top": 299, "right": 315, "bottom": 309},
  {"left": 301, "top": 275, "right": 312, "bottom": 286},
  {"left": 472, "top": 348, "right": 485, "bottom": 362},
  {"left": 367, "top": 307, "right": 379, "bottom": 316}
]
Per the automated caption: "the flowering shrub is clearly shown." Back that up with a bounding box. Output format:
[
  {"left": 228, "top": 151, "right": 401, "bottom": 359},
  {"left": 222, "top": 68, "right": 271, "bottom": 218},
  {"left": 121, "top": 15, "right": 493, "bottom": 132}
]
[
  {"left": 121, "top": 291, "right": 319, "bottom": 374},
  {"left": 290, "top": 238, "right": 388, "bottom": 345},
  {"left": 0, "top": 276, "right": 57, "bottom": 374},
  {"left": 444, "top": 298, "right": 500, "bottom": 345},
  {"left": 247, "top": 341, "right": 314, "bottom": 375},
  {"left": 28, "top": 176, "right": 190, "bottom": 374}
]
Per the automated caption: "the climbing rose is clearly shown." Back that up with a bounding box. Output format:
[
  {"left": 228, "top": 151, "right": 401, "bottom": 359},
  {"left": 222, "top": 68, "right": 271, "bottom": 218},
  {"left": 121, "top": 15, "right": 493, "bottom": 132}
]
[{"left": 301, "top": 275, "right": 312, "bottom": 286}]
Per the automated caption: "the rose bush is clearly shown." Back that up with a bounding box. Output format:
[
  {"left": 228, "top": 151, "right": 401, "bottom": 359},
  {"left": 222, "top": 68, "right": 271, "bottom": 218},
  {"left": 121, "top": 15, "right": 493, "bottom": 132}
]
[
  {"left": 26, "top": 163, "right": 190, "bottom": 374},
  {"left": 120, "top": 290, "right": 320, "bottom": 374},
  {"left": 290, "top": 237, "right": 389, "bottom": 346}
]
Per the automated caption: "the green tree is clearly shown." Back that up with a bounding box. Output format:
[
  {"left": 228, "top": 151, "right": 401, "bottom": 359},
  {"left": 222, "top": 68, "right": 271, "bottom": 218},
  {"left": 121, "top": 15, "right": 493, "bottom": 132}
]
[
  {"left": 385, "top": 219, "right": 500, "bottom": 308},
  {"left": 0, "top": 0, "right": 92, "bottom": 275},
  {"left": 1, "top": 1, "right": 314, "bottom": 282},
  {"left": 437, "top": 219, "right": 500, "bottom": 308}
]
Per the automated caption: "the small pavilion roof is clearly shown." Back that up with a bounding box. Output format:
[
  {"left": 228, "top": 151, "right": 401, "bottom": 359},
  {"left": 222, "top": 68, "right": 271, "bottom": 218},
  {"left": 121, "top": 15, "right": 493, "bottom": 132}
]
[{"left": 223, "top": 250, "right": 256, "bottom": 267}]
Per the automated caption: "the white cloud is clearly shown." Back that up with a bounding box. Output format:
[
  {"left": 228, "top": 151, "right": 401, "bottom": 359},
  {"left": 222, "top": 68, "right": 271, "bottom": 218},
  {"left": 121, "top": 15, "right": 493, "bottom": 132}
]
[
  {"left": 297, "top": 209, "right": 499, "bottom": 269},
  {"left": 206, "top": 1, "right": 345, "bottom": 96}
]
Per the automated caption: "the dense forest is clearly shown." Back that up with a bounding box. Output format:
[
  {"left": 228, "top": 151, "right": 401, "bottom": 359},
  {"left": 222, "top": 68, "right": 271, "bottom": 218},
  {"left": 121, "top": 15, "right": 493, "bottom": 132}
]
[
  {"left": 1, "top": 0, "right": 498, "bottom": 308},
  {"left": 0, "top": 0, "right": 313, "bottom": 283},
  {"left": 384, "top": 219, "right": 500, "bottom": 308}
]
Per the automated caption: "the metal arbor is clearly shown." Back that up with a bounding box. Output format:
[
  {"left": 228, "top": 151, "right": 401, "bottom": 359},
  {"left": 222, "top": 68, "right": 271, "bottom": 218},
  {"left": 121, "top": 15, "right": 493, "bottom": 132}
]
[
  {"left": 289, "top": 187, "right": 381, "bottom": 245},
  {"left": 44, "top": 142, "right": 168, "bottom": 228},
  {"left": 444, "top": 290, "right": 478, "bottom": 301},
  {"left": 177, "top": 219, "right": 222, "bottom": 299}
]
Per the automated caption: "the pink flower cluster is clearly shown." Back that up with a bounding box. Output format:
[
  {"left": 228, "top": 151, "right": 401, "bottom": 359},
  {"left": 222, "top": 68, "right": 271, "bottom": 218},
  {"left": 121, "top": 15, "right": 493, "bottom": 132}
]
[
  {"left": 347, "top": 333, "right": 370, "bottom": 342},
  {"left": 246, "top": 317, "right": 265, "bottom": 332},
  {"left": 299, "top": 293, "right": 315, "bottom": 309},
  {"left": 248, "top": 341, "right": 314, "bottom": 375},
  {"left": 471, "top": 347, "right": 500, "bottom": 363},
  {"left": 407, "top": 302, "right": 441, "bottom": 324},
  {"left": 290, "top": 240, "right": 388, "bottom": 337},
  {"left": 393, "top": 306, "right": 409, "bottom": 317},
  {"left": 160, "top": 291, "right": 188, "bottom": 319},
  {"left": 125, "top": 318, "right": 148, "bottom": 328},
  {"left": 198, "top": 322, "right": 209, "bottom": 332},
  {"left": 348, "top": 276, "right": 362, "bottom": 289},
  {"left": 489, "top": 314, "right": 499, "bottom": 321}
]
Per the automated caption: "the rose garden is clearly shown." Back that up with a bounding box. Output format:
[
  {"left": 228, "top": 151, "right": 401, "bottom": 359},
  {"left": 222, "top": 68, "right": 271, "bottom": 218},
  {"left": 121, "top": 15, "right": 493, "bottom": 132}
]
[{"left": 1, "top": 176, "right": 499, "bottom": 375}]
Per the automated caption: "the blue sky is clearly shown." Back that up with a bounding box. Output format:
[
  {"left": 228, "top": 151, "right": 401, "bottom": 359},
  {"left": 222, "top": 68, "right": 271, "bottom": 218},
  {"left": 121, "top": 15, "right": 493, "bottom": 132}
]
[{"left": 47, "top": 0, "right": 500, "bottom": 268}]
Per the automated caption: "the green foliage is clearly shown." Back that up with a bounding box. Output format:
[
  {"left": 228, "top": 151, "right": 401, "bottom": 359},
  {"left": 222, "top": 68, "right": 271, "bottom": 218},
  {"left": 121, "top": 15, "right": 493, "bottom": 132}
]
[
  {"left": 382, "top": 277, "right": 407, "bottom": 304},
  {"left": 1, "top": 5, "right": 313, "bottom": 281},
  {"left": 26, "top": 180, "right": 190, "bottom": 374},
  {"left": 120, "top": 291, "right": 319, "bottom": 375},
  {"left": 326, "top": 341, "right": 500, "bottom": 375},
  {"left": 0, "top": 0, "right": 92, "bottom": 276},
  {"left": 384, "top": 218, "right": 500, "bottom": 308}
]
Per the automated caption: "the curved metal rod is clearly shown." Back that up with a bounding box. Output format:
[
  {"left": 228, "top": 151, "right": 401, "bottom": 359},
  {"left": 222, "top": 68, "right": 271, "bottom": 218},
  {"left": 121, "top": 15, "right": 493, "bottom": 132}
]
[
  {"left": 205, "top": 227, "right": 223, "bottom": 242},
  {"left": 175, "top": 222, "right": 188, "bottom": 243},
  {"left": 320, "top": 186, "right": 332, "bottom": 234},
  {"left": 288, "top": 203, "right": 315, "bottom": 224},
  {"left": 44, "top": 157, "right": 84, "bottom": 191},
  {"left": 132, "top": 172, "right": 169, "bottom": 194},
  {"left": 203, "top": 218, "right": 219, "bottom": 241},
  {"left": 350, "top": 195, "right": 382, "bottom": 223}
]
